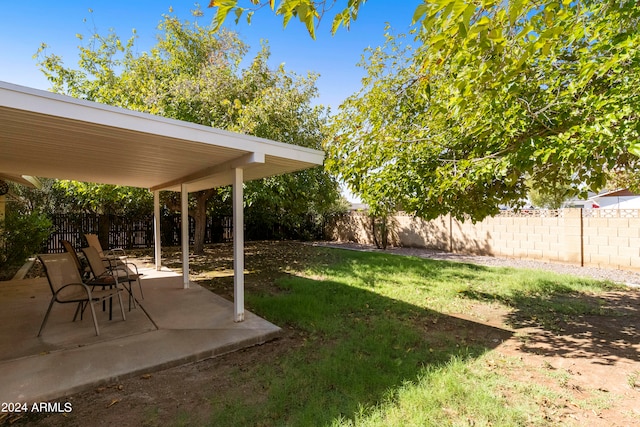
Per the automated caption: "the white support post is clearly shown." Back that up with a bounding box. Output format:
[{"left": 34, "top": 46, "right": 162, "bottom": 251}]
[
  {"left": 181, "top": 183, "right": 190, "bottom": 289},
  {"left": 153, "top": 190, "right": 162, "bottom": 271},
  {"left": 233, "top": 167, "right": 245, "bottom": 322}
]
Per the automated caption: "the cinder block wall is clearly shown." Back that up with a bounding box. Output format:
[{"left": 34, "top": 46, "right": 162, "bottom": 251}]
[
  {"left": 329, "top": 209, "right": 640, "bottom": 272},
  {"left": 582, "top": 216, "right": 640, "bottom": 270}
]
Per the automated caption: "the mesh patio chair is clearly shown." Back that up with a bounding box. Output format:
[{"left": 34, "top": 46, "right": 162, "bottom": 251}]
[
  {"left": 84, "top": 233, "right": 126, "bottom": 261},
  {"left": 82, "top": 246, "right": 142, "bottom": 311},
  {"left": 37, "top": 253, "right": 126, "bottom": 337},
  {"left": 84, "top": 233, "right": 144, "bottom": 299},
  {"left": 61, "top": 239, "right": 90, "bottom": 279}
]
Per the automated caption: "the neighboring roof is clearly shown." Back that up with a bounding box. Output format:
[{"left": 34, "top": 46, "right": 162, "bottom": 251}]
[
  {"left": 591, "top": 188, "right": 639, "bottom": 198},
  {"left": 0, "top": 81, "right": 324, "bottom": 192},
  {"left": 565, "top": 189, "right": 640, "bottom": 206},
  {"left": 349, "top": 203, "right": 369, "bottom": 211}
]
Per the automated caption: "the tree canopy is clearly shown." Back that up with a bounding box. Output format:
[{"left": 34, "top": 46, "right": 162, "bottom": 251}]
[
  {"left": 38, "top": 12, "right": 342, "bottom": 251},
  {"left": 211, "top": 0, "right": 640, "bottom": 221},
  {"left": 335, "top": 0, "right": 639, "bottom": 220}
]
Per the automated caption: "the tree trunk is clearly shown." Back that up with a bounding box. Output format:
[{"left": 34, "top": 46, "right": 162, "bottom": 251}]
[
  {"left": 98, "top": 214, "right": 111, "bottom": 251},
  {"left": 370, "top": 214, "right": 388, "bottom": 250},
  {"left": 163, "top": 189, "right": 217, "bottom": 255},
  {"left": 192, "top": 189, "right": 217, "bottom": 255}
]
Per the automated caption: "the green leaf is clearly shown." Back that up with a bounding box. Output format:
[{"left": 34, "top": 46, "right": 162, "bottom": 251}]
[
  {"left": 629, "top": 143, "right": 640, "bottom": 158},
  {"left": 211, "top": 0, "right": 236, "bottom": 31},
  {"left": 458, "top": 21, "right": 467, "bottom": 38},
  {"left": 412, "top": 4, "right": 430, "bottom": 25},
  {"left": 234, "top": 7, "right": 243, "bottom": 24},
  {"left": 509, "top": 0, "right": 524, "bottom": 25},
  {"left": 294, "top": 3, "right": 318, "bottom": 39},
  {"left": 451, "top": 0, "right": 469, "bottom": 20},
  {"left": 462, "top": 4, "right": 475, "bottom": 29},
  {"left": 331, "top": 12, "right": 345, "bottom": 35}
]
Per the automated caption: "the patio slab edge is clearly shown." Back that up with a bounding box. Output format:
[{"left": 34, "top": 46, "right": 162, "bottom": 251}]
[{"left": 2, "top": 326, "right": 282, "bottom": 404}]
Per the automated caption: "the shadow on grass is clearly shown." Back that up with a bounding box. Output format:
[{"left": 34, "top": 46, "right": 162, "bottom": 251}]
[
  {"left": 460, "top": 279, "right": 640, "bottom": 365},
  {"left": 203, "top": 272, "right": 512, "bottom": 426}
]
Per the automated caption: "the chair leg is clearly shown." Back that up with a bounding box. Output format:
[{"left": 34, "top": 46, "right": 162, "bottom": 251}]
[
  {"left": 88, "top": 299, "right": 100, "bottom": 336},
  {"left": 37, "top": 297, "right": 56, "bottom": 337},
  {"left": 137, "top": 277, "right": 144, "bottom": 300},
  {"left": 130, "top": 281, "right": 137, "bottom": 309},
  {"left": 80, "top": 300, "right": 93, "bottom": 320},
  {"left": 116, "top": 290, "right": 126, "bottom": 321},
  {"left": 108, "top": 285, "right": 113, "bottom": 321},
  {"left": 123, "top": 281, "right": 136, "bottom": 311},
  {"left": 73, "top": 301, "right": 83, "bottom": 321}
]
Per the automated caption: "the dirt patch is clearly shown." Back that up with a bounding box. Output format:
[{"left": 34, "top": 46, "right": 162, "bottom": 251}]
[
  {"left": 458, "top": 290, "right": 640, "bottom": 426},
  {"left": 4, "top": 241, "right": 640, "bottom": 426}
]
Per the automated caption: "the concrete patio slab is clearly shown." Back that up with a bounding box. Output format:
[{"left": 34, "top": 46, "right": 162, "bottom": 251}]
[{"left": 0, "top": 266, "right": 281, "bottom": 403}]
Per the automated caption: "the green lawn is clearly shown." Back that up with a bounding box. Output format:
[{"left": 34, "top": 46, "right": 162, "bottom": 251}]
[{"left": 180, "top": 246, "right": 624, "bottom": 426}]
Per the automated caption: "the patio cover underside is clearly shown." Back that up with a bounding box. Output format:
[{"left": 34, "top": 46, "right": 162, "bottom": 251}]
[{"left": 0, "top": 81, "right": 324, "bottom": 192}]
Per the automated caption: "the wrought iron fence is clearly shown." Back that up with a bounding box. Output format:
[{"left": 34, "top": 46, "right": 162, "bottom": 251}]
[
  {"left": 44, "top": 211, "right": 324, "bottom": 253},
  {"left": 46, "top": 213, "right": 232, "bottom": 253}
]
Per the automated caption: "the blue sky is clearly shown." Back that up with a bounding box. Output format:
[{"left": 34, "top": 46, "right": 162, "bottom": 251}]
[{"left": 0, "top": 1, "right": 421, "bottom": 111}]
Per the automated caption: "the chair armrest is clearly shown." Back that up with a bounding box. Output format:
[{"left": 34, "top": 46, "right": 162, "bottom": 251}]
[
  {"left": 110, "top": 263, "right": 140, "bottom": 279},
  {"left": 54, "top": 282, "right": 92, "bottom": 301},
  {"left": 106, "top": 248, "right": 127, "bottom": 259},
  {"left": 57, "top": 282, "right": 90, "bottom": 291},
  {"left": 123, "top": 260, "right": 139, "bottom": 275},
  {"left": 105, "top": 255, "right": 140, "bottom": 276}
]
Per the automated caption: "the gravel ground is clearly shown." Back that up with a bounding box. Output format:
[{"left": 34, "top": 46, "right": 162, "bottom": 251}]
[{"left": 312, "top": 241, "right": 640, "bottom": 287}]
